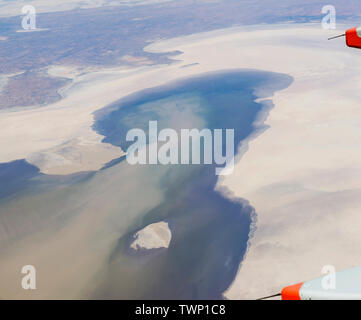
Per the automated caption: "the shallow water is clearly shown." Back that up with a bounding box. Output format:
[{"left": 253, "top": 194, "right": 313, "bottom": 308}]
[
  {"left": 92, "top": 70, "right": 293, "bottom": 299},
  {"left": 0, "top": 69, "right": 292, "bottom": 299}
]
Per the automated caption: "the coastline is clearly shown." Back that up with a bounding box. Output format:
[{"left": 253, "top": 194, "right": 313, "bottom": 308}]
[
  {"left": 0, "top": 69, "right": 287, "bottom": 299},
  {"left": 2, "top": 23, "right": 361, "bottom": 298},
  {"left": 90, "top": 69, "right": 290, "bottom": 299},
  {"left": 146, "top": 24, "right": 361, "bottom": 299}
]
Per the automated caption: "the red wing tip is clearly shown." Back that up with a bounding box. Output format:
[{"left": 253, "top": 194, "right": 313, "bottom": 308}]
[{"left": 281, "top": 282, "right": 303, "bottom": 300}]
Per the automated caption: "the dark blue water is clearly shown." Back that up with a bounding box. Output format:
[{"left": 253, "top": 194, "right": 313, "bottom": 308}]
[
  {"left": 0, "top": 69, "right": 291, "bottom": 299},
  {"left": 0, "top": 160, "right": 40, "bottom": 200},
  {"left": 92, "top": 70, "right": 292, "bottom": 299},
  {"left": 0, "top": 159, "right": 94, "bottom": 204}
]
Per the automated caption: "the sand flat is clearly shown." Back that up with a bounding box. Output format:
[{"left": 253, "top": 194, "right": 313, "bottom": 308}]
[
  {"left": 0, "top": 0, "right": 173, "bottom": 18},
  {"left": 147, "top": 25, "right": 361, "bottom": 299},
  {"left": 2, "top": 24, "right": 361, "bottom": 299},
  {"left": 130, "top": 222, "right": 172, "bottom": 250}
]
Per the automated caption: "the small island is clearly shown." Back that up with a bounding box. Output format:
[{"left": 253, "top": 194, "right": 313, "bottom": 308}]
[{"left": 130, "top": 222, "right": 172, "bottom": 250}]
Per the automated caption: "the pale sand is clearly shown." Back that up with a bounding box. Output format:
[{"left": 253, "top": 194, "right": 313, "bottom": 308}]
[
  {"left": 130, "top": 222, "right": 172, "bottom": 250},
  {"left": 2, "top": 24, "right": 361, "bottom": 298},
  {"left": 1, "top": 61, "right": 216, "bottom": 174},
  {"left": 16, "top": 28, "right": 49, "bottom": 33},
  {"left": 26, "top": 136, "right": 125, "bottom": 175},
  {"left": 0, "top": 65, "right": 145, "bottom": 174},
  {"left": 0, "top": 0, "right": 173, "bottom": 18},
  {"left": 120, "top": 55, "right": 154, "bottom": 65},
  {"left": 147, "top": 25, "right": 361, "bottom": 299}
]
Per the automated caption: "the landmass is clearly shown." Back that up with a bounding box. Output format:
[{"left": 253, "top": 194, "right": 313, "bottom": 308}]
[
  {"left": 1, "top": 0, "right": 361, "bottom": 300},
  {"left": 130, "top": 222, "right": 172, "bottom": 250},
  {"left": 0, "top": 71, "right": 70, "bottom": 109}
]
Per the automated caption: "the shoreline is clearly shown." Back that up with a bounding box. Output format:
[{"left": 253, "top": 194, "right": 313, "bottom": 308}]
[
  {"left": 2, "top": 23, "right": 361, "bottom": 298},
  {"left": 146, "top": 24, "right": 361, "bottom": 299},
  {"left": 0, "top": 69, "right": 283, "bottom": 299},
  {"left": 92, "top": 69, "right": 290, "bottom": 299}
]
